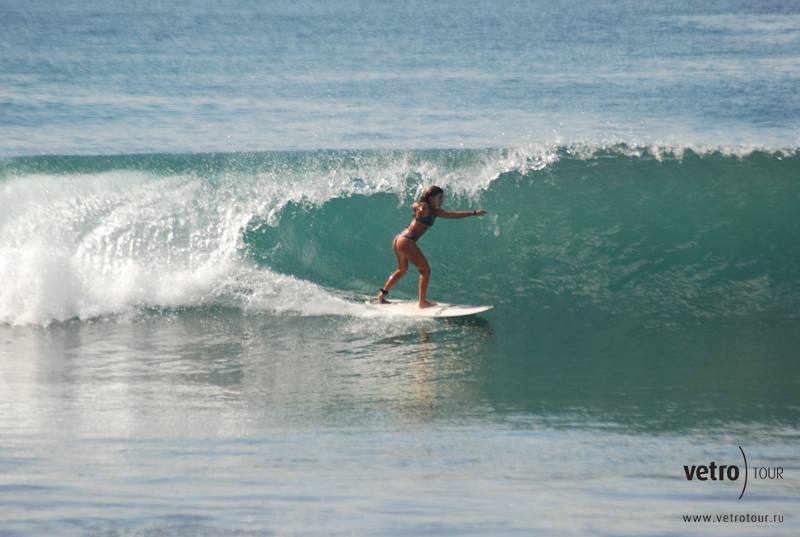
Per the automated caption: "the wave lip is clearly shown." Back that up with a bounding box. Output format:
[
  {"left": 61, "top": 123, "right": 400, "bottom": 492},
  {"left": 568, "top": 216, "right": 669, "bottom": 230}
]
[{"left": 2, "top": 145, "right": 799, "bottom": 326}]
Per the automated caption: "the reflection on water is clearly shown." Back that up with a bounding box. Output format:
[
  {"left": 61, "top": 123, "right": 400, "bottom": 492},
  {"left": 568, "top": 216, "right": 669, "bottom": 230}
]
[
  {"left": 370, "top": 319, "right": 495, "bottom": 423},
  {"left": 1, "top": 307, "right": 798, "bottom": 536},
  {"left": 1, "top": 309, "right": 797, "bottom": 439},
  {"left": 0, "top": 311, "right": 497, "bottom": 437}
]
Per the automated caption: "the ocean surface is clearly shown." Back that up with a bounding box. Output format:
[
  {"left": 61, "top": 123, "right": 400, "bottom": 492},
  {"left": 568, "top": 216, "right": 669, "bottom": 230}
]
[{"left": 2, "top": 0, "right": 799, "bottom": 535}]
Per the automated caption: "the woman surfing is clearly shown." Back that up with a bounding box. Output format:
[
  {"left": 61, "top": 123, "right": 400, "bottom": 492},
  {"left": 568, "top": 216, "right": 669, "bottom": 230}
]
[{"left": 377, "top": 186, "right": 487, "bottom": 308}]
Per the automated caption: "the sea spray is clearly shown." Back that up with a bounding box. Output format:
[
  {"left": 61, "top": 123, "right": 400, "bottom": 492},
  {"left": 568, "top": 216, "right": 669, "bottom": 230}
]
[{"left": 2, "top": 146, "right": 798, "bottom": 326}]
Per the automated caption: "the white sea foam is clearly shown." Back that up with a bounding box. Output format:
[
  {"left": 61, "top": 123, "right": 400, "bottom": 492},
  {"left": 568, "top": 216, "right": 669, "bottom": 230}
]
[
  {"left": 2, "top": 144, "right": 796, "bottom": 325},
  {"left": 0, "top": 155, "right": 469, "bottom": 325}
]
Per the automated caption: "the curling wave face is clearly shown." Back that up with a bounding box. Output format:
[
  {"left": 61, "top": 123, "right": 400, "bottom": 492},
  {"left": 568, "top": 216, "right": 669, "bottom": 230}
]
[{"left": 1, "top": 145, "right": 798, "bottom": 326}]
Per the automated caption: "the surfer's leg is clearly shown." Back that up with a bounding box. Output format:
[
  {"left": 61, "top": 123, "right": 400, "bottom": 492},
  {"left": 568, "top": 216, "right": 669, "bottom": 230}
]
[
  {"left": 402, "top": 243, "right": 437, "bottom": 308},
  {"left": 377, "top": 238, "right": 410, "bottom": 302}
]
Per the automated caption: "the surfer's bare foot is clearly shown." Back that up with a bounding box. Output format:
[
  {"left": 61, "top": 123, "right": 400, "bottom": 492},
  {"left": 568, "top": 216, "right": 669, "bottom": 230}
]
[
  {"left": 377, "top": 292, "right": 388, "bottom": 303},
  {"left": 419, "top": 300, "right": 438, "bottom": 308}
]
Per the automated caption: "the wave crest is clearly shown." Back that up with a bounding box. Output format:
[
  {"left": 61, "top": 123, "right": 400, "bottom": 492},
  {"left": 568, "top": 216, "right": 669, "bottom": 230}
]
[{"left": 2, "top": 146, "right": 798, "bottom": 325}]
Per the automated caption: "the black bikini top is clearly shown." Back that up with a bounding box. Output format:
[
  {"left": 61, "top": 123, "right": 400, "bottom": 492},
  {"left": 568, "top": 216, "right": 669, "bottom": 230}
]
[{"left": 415, "top": 207, "right": 435, "bottom": 227}]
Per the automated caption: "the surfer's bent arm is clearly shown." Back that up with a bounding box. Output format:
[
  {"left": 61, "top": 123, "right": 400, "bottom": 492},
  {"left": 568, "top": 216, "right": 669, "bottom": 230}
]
[
  {"left": 436, "top": 208, "right": 488, "bottom": 219},
  {"left": 412, "top": 202, "right": 431, "bottom": 218}
]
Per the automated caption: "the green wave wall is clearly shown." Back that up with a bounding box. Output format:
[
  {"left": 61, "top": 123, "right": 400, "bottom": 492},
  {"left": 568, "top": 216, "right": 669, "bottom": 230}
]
[
  {"left": 2, "top": 146, "right": 799, "bottom": 327},
  {"left": 244, "top": 148, "right": 800, "bottom": 324}
]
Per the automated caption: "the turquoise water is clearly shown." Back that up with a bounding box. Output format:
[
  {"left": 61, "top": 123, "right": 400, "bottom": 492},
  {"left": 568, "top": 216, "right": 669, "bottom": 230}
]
[
  {"left": 2, "top": 0, "right": 800, "bottom": 535},
  {"left": 3, "top": 0, "right": 799, "bottom": 154}
]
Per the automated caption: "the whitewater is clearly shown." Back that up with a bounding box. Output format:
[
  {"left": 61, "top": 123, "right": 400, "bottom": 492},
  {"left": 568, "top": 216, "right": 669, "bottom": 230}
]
[
  {"left": 2, "top": 146, "right": 798, "bottom": 327},
  {"left": 2, "top": 0, "right": 799, "bottom": 535}
]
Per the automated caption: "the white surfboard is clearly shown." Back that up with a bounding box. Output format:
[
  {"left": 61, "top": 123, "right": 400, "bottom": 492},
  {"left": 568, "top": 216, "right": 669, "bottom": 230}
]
[{"left": 365, "top": 300, "right": 493, "bottom": 318}]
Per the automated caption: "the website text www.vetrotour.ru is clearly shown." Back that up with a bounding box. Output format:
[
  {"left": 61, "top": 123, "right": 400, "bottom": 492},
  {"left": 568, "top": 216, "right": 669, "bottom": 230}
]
[{"left": 683, "top": 514, "right": 784, "bottom": 523}]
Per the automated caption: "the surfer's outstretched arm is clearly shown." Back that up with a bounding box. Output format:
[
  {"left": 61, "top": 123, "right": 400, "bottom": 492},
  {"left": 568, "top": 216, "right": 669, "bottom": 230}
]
[{"left": 436, "top": 209, "right": 488, "bottom": 219}]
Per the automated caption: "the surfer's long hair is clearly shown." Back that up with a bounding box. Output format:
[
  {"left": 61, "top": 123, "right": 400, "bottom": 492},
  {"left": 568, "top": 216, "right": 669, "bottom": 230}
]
[{"left": 419, "top": 185, "right": 443, "bottom": 205}]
